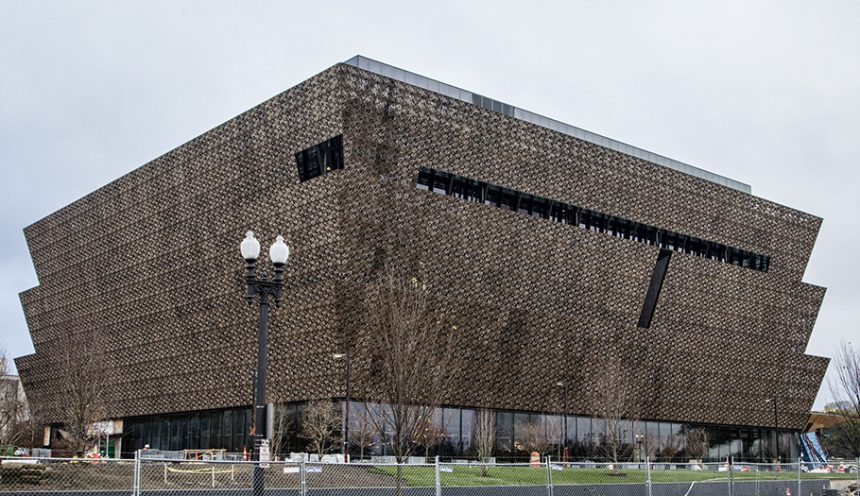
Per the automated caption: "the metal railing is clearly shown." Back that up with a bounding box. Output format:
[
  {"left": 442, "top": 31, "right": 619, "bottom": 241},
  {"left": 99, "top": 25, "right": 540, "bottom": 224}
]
[{"left": 0, "top": 454, "right": 855, "bottom": 496}]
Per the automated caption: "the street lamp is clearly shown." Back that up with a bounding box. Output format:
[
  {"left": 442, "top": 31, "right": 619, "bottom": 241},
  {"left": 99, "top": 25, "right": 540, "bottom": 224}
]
[
  {"left": 556, "top": 380, "right": 569, "bottom": 462},
  {"left": 334, "top": 353, "right": 351, "bottom": 461},
  {"left": 766, "top": 398, "right": 780, "bottom": 461},
  {"left": 240, "top": 231, "right": 289, "bottom": 496}
]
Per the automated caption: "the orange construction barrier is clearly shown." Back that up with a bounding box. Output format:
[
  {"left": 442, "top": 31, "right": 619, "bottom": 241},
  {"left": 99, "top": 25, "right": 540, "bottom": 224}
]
[{"left": 530, "top": 451, "right": 540, "bottom": 467}]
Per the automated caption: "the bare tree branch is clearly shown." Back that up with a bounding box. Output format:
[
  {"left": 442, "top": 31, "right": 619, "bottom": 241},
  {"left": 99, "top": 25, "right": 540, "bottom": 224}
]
[
  {"left": 661, "top": 431, "right": 683, "bottom": 462},
  {"left": 546, "top": 416, "right": 564, "bottom": 461},
  {"left": 641, "top": 432, "right": 660, "bottom": 461},
  {"left": 412, "top": 415, "right": 447, "bottom": 460},
  {"left": 472, "top": 409, "right": 495, "bottom": 474},
  {"left": 358, "top": 268, "right": 461, "bottom": 464},
  {"left": 593, "top": 356, "right": 636, "bottom": 465},
  {"left": 348, "top": 405, "right": 376, "bottom": 461},
  {"left": 517, "top": 422, "right": 551, "bottom": 458},
  {"left": 270, "top": 403, "right": 294, "bottom": 461},
  {"left": 827, "top": 340, "right": 860, "bottom": 457},
  {"left": 0, "top": 345, "right": 29, "bottom": 451},
  {"left": 300, "top": 400, "right": 340, "bottom": 458},
  {"left": 56, "top": 327, "right": 110, "bottom": 454},
  {"left": 686, "top": 428, "right": 709, "bottom": 461}
]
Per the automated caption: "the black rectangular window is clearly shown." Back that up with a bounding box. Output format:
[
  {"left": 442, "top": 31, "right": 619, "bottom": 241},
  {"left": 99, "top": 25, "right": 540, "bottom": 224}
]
[
  {"left": 484, "top": 185, "right": 501, "bottom": 206},
  {"left": 517, "top": 193, "right": 533, "bottom": 215},
  {"left": 296, "top": 135, "right": 344, "bottom": 182},
  {"left": 431, "top": 170, "right": 451, "bottom": 195},
  {"left": 500, "top": 188, "right": 517, "bottom": 210},
  {"left": 417, "top": 168, "right": 432, "bottom": 191},
  {"left": 532, "top": 197, "right": 550, "bottom": 219}
]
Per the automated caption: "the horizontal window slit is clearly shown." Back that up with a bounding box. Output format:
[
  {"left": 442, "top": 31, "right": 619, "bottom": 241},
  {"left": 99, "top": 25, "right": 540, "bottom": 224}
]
[{"left": 414, "top": 166, "right": 771, "bottom": 273}]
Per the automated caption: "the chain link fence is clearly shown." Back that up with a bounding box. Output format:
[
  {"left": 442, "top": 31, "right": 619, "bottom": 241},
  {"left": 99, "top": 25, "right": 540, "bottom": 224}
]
[{"left": 0, "top": 455, "right": 856, "bottom": 496}]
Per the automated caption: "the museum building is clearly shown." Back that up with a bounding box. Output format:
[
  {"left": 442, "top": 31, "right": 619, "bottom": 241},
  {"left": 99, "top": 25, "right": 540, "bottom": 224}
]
[{"left": 16, "top": 56, "right": 828, "bottom": 461}]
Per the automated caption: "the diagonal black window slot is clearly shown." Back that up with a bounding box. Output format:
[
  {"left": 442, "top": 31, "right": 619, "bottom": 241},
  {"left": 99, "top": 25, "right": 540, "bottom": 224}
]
[{"left": 638, "top": 249, "right": 672, "bottom": 328}]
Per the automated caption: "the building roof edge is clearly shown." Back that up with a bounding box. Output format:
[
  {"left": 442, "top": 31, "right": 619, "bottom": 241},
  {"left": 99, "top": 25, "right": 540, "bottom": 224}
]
[{"left": 344, "top": 55, "right": 753, "bottom": 195}]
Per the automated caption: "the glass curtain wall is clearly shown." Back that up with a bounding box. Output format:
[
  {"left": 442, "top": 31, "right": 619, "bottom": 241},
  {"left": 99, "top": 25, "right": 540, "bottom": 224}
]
[{"left": 120, "top": 402, "right": 800, "bottom": 462}]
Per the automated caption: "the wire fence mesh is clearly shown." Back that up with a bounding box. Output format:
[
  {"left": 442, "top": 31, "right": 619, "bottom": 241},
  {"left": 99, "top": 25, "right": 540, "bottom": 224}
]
[
  {"left": 0, "top": 457, "right": 135, "bottom": 493},
  {"left": 138, "top": 458, "right": 298, "bottom": 494},
  {"left": 0, "top": 456, "right": 855, "bottom": 496}
]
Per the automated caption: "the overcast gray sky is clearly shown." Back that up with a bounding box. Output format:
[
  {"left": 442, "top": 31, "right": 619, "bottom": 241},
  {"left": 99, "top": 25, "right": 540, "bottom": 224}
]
[{"left": 1, "top": 1, "right": 857, "bottom": 408}]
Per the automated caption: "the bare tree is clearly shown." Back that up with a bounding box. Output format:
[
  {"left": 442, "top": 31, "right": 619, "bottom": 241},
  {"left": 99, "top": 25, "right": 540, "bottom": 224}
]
[
  {"left": 358, "top": 269, "right": 461, "bottom": 464},
  {"left": 546, "top": 416, "right": 564, "bottom": 460},
  {"left": 55, "top": 327, "right": 110, "bottom": 455},
  {"left": 828, "top": 341, "right": 860, "bottom": 457},
  {"left": 660, "top": 432, "right": 683, "bottom": 462},
  {"left": 356, "top": 269, "right": 462, "bottom": 496},
  {"left": 593, "top": 357, "right": 636, "bottom": 465},
  {"left": 300, "top": 400, "right": 341, "bottom": 458},
  {"left": 270, "top": 403, "right": 294, "bottom": 461},
  {"left": 686, "top": 428, "right": 709, "bottom": 461},
  {"left": 0, "top": 380, "right": 27, "bottom": 451},
  {"left": 412, "top": 416, "right": 447, "bottom": 459},
  {"left": 0, "top": 346, "right": 29, "bottom": 451},
  {"left": 517, "top": 422, "right": 551, "bottom": 458},
  {"left": 641, "top": 432, "right": 660, "bottom": 461},
  {"left": 348, "top": 406, "right": 376, "bottom": 461},
  {"left": 0, "top": 346, "right": 9, "bottom": 376},
  {"left": 472, "top": 409, "right": 495, "bottom": 475}
]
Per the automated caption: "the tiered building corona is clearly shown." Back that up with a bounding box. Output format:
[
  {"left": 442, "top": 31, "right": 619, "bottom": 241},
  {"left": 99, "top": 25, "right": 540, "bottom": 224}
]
[{"left": 16, "top": 56, "right": 828, "bottom": 460}]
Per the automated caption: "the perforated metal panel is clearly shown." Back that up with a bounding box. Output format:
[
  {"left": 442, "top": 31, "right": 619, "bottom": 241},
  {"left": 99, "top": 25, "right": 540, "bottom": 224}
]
[{"left": 17, "top": 61, "right": 826, "bottom": 431}]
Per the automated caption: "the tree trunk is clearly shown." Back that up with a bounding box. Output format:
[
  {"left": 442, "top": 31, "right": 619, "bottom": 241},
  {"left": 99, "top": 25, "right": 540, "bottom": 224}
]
[{"left": 395, "top": 463, "right": 403, "bottom": 496}]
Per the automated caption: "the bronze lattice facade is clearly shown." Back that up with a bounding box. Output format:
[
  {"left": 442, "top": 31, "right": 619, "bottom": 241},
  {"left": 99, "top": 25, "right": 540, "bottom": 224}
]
[{"left": 16, "top": 57, "right": 827, "bottom": 454}]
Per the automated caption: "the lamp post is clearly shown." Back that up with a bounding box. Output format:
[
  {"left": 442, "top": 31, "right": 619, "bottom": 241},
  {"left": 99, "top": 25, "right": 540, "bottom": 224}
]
[
  {"left": 556, "top": 380, "right": 569, "bottom": 462},
  {"left": 766, "top": 398, "right": 780, "bottom": 461},
  {"left": 240, "top": 231, "right": 289, "bottom": 496},
  {"left": 334, "top": 353, "right": 351, "bottom": 461}
]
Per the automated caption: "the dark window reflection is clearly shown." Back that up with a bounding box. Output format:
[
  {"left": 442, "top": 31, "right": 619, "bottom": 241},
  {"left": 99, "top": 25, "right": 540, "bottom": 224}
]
[
  {"left": 296, "top": 135, "right": 344, "bottom": 182},
  {"left": 122, "top": 402, "right": 798, "bottom": 462}
]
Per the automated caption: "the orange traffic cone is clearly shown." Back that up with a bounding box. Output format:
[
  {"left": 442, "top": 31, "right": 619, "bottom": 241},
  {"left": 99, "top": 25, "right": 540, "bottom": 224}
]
[{"left": 243, "top": 446, "right": 248, "bottom": 461}]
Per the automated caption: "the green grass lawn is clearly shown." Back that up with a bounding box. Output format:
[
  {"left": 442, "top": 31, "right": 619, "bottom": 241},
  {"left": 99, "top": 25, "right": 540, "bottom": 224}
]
[{"left": 371, "top": 465, "right": 858, "bottom": 487}]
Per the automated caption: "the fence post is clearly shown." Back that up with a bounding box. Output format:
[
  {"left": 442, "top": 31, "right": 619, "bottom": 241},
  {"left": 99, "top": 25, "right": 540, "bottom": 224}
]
[
  {"left": 645, "top": 454, "right": 652, "bottom": 496},
  {"left": 796, "top": 459, "right": 801, "bottom": 496},
  {"left": 435, "top": 455, "right": 442, "bottom": 496},
  {"left": 729, "top": 457, "right": 734, "bottom": 496},
  {"left": 300, "top": 460, "right": 308, "bottom": 496},
  {"left": 546, "top": 455, "right": 554, "bottom": 496},
  {"left": 855, "top": 457, "right": 859, "bottom": 496},
  {"left": 132, "top": 449, "right": 140, "bottom": 496}
]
